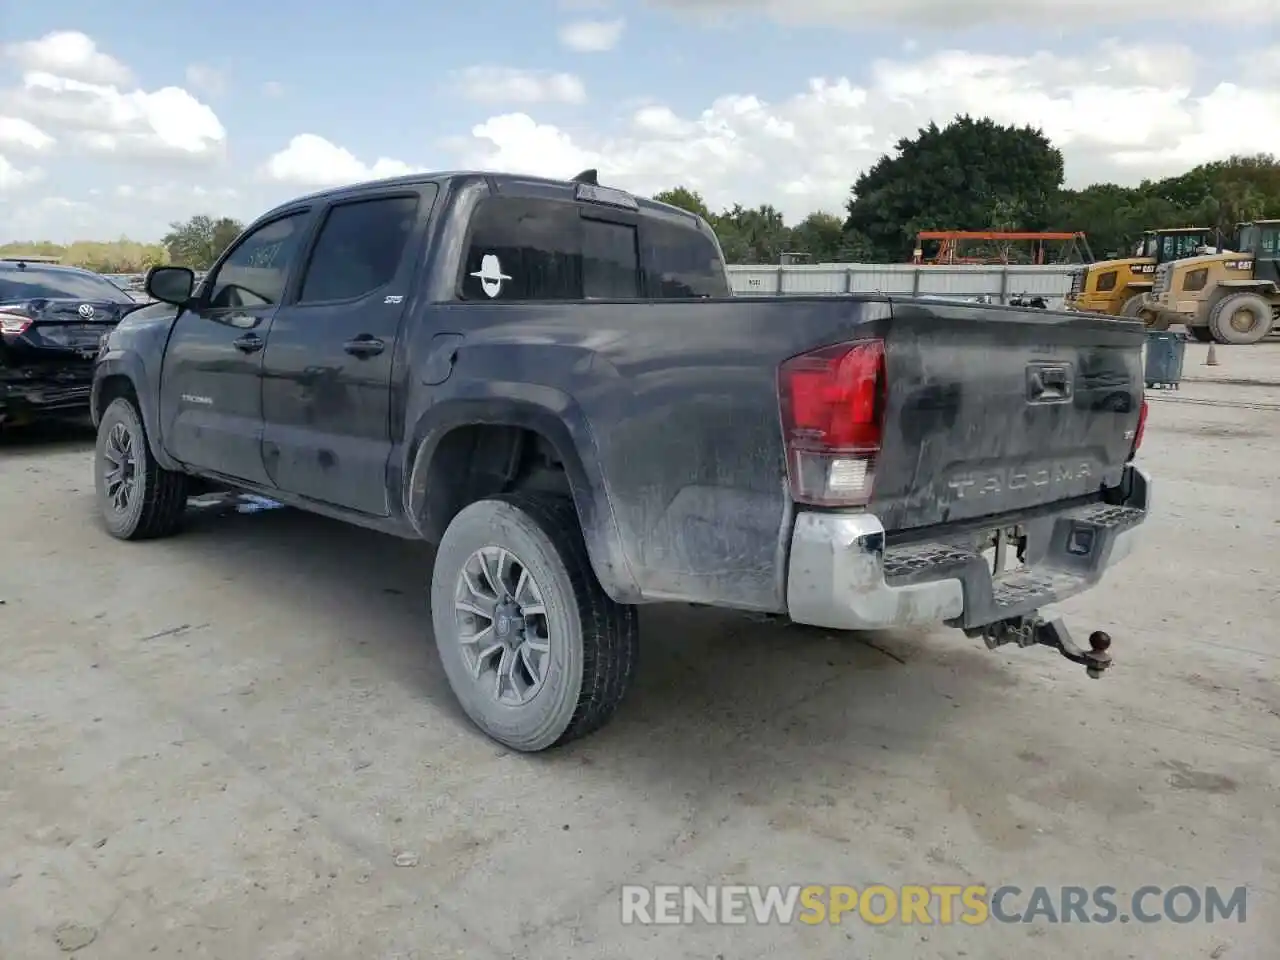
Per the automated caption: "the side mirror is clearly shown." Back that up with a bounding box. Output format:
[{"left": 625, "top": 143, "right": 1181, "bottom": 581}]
[{"left": 146, "top": 265, "right": 196, "bottom": 306}]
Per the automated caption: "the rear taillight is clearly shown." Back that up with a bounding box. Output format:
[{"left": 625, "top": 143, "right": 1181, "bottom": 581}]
[
  {"left": 778, "top": 339, "right": 885, "bottom": 506},
  {"left": 0, "top": 311, "right": 32, "bottom": 335},
  {"left": 1131, "top": 397, "right": 1148, "bottom": 456}
]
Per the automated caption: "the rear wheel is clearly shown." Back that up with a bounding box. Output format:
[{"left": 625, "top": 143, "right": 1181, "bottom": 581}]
[
  {"left": 94, "top": 397, "right": 189, "bottom": 540},
  {"left": 1207, "top": 292, "right": 1274, "bottom": 345},
  {"left": 429, "top": 492, "right": 639, "bottom": 752}
]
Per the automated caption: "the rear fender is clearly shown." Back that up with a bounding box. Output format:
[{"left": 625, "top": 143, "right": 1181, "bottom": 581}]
[
  {"left": 403, "top": 385, "right": 643, "bottom": 603},
  {"left": 1216, "top": 279, "right": 1278, "bottom": 294}
]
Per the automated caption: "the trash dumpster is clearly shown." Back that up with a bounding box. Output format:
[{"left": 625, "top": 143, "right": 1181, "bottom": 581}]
[{"left": 1144, "top": 330, "right": 1187, "bottom": 390}]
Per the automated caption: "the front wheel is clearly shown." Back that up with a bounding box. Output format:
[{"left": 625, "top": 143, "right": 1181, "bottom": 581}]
[
  {"left": 429, "top": 493, "right": 639, "bottom": 752},
  {"left": 1208, "top": 292, "right": 1274, "bottom": 345},
  {"left": 94, "top": 397, "right": 189, "bottom": 540}
]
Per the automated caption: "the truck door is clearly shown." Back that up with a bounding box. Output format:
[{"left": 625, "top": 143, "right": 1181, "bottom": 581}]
[
  {"left": 159, "top": 210, "right": 313, "bottom": 485},
  {"left": 260, "top": 186, "right": 437, "bottom": 515}
]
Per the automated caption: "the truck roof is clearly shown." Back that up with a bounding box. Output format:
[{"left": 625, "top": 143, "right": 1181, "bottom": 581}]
[{"left": 275, "top": 170, "right": 703, "bottom": 228}]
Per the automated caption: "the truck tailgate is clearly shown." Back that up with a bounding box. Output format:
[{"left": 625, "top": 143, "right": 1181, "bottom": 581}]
[{"left": 872, "top": 299, "right": 1144, "bottom": 533}]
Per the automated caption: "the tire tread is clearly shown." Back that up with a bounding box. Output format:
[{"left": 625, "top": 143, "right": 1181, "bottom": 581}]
[
  {"left": 486, "top": 491, "right": 639, "bottom": 748},
  {"left": 101, "top": 398, "right": 188, "bottom": 540},
  {"left": 1208, "top": 292, "right": 1273, "bottom": 345}
]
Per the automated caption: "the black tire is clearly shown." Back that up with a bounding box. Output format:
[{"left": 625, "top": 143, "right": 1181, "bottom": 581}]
[
  {"left": 94, "top": 396, "right": 189, "bottom": 540},
  {"left": 1208, "top": 292, "right": 1274, "bottom": 345},
  {"left": 1187, "top": 326, "right": 1214, "bottom": 343},
  {"left": 429, "top": 492, "right": 639, "bottom": 752}
]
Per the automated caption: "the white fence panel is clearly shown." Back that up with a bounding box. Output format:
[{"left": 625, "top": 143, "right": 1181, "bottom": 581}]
[{"left": 727, "top": 263, "right": 1080, "bottom": 308}]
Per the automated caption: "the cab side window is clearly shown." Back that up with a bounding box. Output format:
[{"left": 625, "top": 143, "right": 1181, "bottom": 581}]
[
  {"left": 460, "top": 198, "right": 583, "bottom": 301},
  {"left": 208, "top": 213, "right": 308, "bottom": 309},
  {"left": 298, "top": 194, "right": 424, "bottom": 304},
  {"left": 458, "top": 197, "right": 640, "bottom": 301}
]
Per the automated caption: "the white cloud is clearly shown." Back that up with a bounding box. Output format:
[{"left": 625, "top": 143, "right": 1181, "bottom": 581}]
[
  {"left": 113, "top": 182, "right": 239, "bottom": 207},
  {"left": 185, "top": 64, "right": 227, "bottom": 96},
  {"left": 648, "top": 0, "right": 1280, "bottom": 27},
  {"left": 452, "top": 42, "right": 1280, "bottom": 221},
  {"left": 262, "top": 134, "right": 422, "bottom": 187},
  {"left": 454, "top": 66, "right": 587, "bottom": 104},
  {"left": 558, "top": 19, "right": 627, "bottom": 52},
  {"left": 0, "top": 117, "right": 55, "bottom": 151},
  {"left": 3, "top": 71, "right": 226, "bottom": 161},
  {"left": 2, "top": 31, "right": 132, "bottom": 85},
  {"left": 0, "top": 155, "right": 44, "bottom": 191}
]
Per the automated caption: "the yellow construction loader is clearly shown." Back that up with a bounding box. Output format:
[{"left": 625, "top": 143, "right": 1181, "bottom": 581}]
[
  {"left": 1064, "top": 227, "right": 1218, "bottom": 318},
  {"left": 1141, "top": 219, "right": 1279, "bottom": 344}
]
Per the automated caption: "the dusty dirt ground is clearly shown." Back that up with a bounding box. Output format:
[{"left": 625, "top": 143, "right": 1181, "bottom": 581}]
[{"left": 2, "top": 365, "right": 1278, "bottom": 959}]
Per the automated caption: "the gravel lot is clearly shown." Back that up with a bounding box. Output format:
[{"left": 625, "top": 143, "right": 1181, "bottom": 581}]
[{"left": 2, "top": 345, "right": 1278, "bottom": 959}]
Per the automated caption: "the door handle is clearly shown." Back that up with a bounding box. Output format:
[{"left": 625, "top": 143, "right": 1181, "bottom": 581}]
[
  {"left": 344, "top": 336, "right": 385, "bottom": 357},
  {"left": 232, "top": 333, "right": 264, "bottom": 354}
]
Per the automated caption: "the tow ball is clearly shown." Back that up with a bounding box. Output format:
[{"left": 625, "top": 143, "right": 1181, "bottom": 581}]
[{"left": 967, "top": 615, "right": 1113, "bottom": 678}]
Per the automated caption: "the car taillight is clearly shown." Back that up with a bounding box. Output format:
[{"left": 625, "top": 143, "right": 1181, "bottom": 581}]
[
  {"left": 0, "top": 311, "right": 32, "bottom": 335},
  {"left": 778, "top": 339, "right": 885, "bottom": 506},
  {"left": 1131, "top": 397, "right": 1148, "bottom": 456}
]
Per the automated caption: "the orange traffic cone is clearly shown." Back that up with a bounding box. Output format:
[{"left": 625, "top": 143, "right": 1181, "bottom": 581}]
[{"left": 1205, "top": 342, "right": 1219, "bottom": 366}]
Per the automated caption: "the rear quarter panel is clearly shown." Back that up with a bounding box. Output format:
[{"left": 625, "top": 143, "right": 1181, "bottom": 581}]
[{"left": 414, "top": 297, "right": 893, "bottom": 611}]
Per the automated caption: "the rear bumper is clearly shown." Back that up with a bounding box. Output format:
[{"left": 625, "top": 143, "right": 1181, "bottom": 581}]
[
  {"left": 786, "top": 464, "right": 1151, "bottom": 632},
  {"left": 0, "top": 377, "right": 93, "bottom": 422}
]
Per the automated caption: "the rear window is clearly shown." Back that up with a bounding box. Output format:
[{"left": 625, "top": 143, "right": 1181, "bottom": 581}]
[
  {"left": 0, "top": 266, "right": 135, "bottom": 303},
  {"left": 642, "top": 219, "right": 729, "bottom": 298},
  {"left": 582, "top": 218, "right": 639, "bottom": 299}
]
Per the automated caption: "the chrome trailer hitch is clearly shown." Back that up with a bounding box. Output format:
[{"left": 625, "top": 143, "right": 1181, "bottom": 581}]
[{"left": 966, "top": 614, "right": 1113, "bottom": 678}]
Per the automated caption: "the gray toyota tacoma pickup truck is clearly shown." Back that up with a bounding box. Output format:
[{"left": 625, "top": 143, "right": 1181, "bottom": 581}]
[{"left": 91, "top": 169, "right": 1152, "bottom": 751}]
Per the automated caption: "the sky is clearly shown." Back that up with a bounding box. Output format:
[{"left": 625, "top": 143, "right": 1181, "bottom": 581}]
[{"left": 0, "top": 0, "right": 1278, "bottom": 244}]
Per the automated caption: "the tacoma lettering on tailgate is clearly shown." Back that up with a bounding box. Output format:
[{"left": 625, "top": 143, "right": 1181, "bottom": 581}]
[{"left": 947, "top": 462, "right": 1093, "bottom": 499}]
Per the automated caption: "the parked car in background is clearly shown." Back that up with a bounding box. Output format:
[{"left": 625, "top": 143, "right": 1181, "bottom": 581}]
[{"left": 1, "top": 258, "right": 140, "bottom": 427}]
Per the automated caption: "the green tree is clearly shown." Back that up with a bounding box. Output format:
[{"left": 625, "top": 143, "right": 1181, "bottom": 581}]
[
  {"left": 712, "top": 204, "right": 793, "bottom": 264},
  {"left": 789, "top": 212, "right": 846, "bottom": 262},
  {"left": 162, "top": 215, "right": 245, "bottom": 269},
  {"left": 844, "top": 115, "right": 1065, "bottom": 261},
  {"left": 1052, "top": 153, "right": 1280, "bottom": 258},
  {"left": 0, "top": 238, "right": 169, "bottom": 272},
  {"left": 652, "top": 186, "right": 713, "bottom": 221}
]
